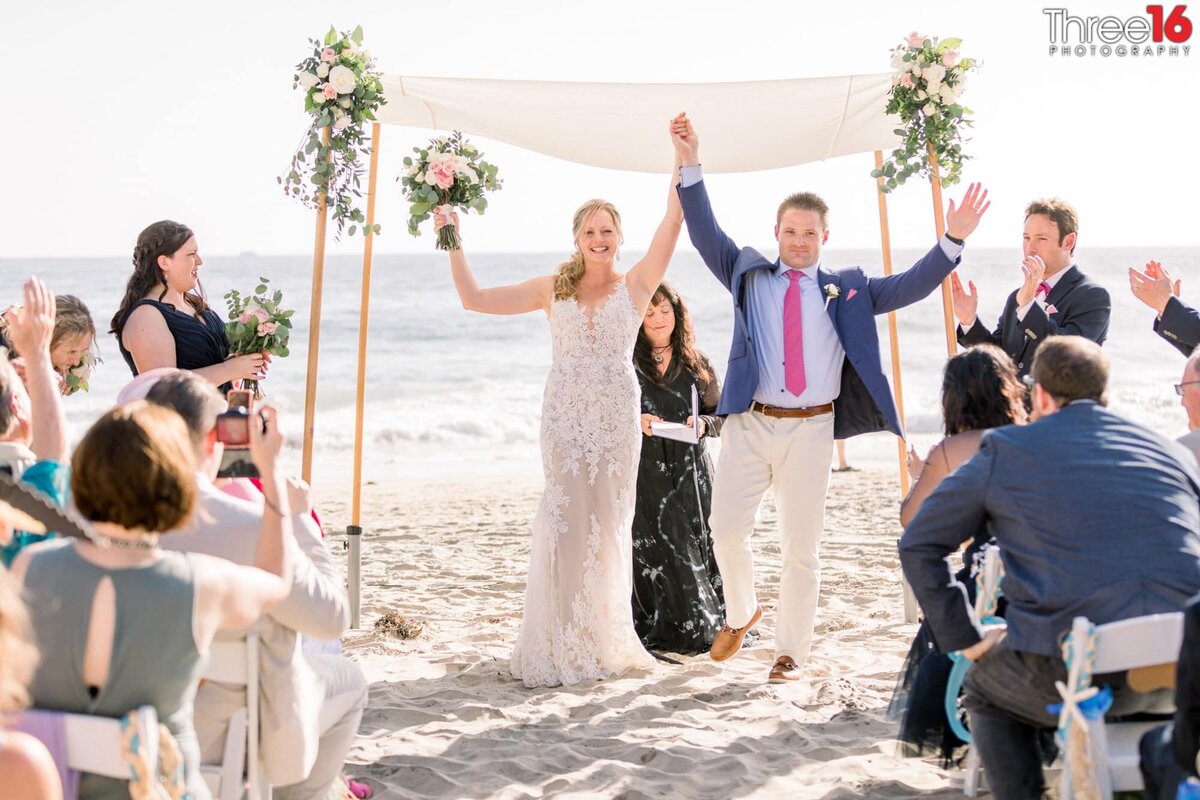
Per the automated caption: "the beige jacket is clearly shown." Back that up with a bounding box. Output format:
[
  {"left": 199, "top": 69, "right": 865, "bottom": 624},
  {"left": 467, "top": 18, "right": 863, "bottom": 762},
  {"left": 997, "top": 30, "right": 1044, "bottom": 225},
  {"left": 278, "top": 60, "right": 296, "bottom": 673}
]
[{"left": 164, "top": 475, "right": 349, "bottom": 785}]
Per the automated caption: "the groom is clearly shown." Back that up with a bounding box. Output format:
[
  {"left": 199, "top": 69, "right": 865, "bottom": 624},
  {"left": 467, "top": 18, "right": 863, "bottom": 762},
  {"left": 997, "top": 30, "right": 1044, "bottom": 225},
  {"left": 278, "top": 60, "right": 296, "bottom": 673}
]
[{"left": 672, "top": 115, "right": 990, "bottom": 682}]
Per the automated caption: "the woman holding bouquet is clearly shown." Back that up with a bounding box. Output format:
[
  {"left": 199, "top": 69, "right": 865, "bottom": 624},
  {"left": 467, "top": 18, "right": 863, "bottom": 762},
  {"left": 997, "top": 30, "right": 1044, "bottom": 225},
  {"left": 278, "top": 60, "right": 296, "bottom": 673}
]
[
  {"left": 435, "top": 115, "right": 691, "bottom": 687},
  {"left": 111, "top": 220, "right": 267, "bottom": 393}
]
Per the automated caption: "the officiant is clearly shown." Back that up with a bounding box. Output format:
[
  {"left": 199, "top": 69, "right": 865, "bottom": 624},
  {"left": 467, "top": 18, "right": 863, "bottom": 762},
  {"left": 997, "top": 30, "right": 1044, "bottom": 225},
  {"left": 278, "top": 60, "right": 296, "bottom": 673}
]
[{"left": 632, "top": 281, "right": 726, "bottom": 655}]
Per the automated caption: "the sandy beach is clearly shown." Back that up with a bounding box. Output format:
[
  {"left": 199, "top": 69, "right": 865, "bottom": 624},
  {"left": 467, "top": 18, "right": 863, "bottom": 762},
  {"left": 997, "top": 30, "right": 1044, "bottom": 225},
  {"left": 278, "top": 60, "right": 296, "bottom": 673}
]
[{"left": 314, "top": 467, "right": 967, "bottom": 799}]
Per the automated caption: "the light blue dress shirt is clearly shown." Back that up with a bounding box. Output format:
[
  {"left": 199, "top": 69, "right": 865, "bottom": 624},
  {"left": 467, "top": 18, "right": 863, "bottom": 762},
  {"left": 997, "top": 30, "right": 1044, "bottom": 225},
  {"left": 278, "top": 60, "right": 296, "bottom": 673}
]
[{"left": 679, "top": 164, "right": 963, "bottom": 408}]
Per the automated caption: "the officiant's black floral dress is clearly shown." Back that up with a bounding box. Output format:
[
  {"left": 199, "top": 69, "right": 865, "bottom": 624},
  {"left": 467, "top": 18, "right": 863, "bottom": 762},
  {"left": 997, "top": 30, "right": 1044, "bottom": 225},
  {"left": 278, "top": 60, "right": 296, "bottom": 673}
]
[{"left": 631, "top": 356, "right": 726, "bottom": 654}]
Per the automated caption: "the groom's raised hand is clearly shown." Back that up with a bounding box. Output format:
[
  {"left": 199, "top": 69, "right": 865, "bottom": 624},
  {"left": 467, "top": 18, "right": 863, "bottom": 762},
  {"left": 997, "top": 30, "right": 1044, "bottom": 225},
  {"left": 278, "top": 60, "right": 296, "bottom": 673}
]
[
  {"left": 670, "top": 113, "right": 699, "bottom": 167},
  {"left": 945, "top": 182, "right": 990, "bottom": 241}
]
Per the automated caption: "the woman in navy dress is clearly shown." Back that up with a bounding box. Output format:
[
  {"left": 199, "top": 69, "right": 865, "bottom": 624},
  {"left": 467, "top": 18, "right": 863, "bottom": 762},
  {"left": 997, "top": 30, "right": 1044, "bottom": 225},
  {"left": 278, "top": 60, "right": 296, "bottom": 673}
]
[{"left": 110, "top": 220, "right": 266, "bottom": 393}]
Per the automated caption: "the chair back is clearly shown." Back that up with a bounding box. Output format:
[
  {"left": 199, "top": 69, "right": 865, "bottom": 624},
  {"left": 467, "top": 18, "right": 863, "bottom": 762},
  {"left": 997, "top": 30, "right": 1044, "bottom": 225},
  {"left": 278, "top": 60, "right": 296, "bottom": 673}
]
[{"left": 200, "top": 633, "right": 271, "bottom": 800}]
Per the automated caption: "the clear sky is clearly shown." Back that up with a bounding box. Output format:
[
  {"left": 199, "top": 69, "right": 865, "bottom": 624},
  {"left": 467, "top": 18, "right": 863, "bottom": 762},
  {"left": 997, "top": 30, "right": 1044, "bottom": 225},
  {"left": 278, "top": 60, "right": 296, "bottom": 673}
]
[{"left": 5, "top": 0, "right": 1199, "bottom": 259}]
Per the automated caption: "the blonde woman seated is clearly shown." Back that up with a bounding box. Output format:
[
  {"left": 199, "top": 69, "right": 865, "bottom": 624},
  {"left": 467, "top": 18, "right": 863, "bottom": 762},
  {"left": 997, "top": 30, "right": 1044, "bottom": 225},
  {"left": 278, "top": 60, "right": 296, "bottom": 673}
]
[
  {"left": 2, "top": 294, "right": 98, "bottom": 395},
  {"left": 10, "top": 401, "right": 295, "bottom": 799}
]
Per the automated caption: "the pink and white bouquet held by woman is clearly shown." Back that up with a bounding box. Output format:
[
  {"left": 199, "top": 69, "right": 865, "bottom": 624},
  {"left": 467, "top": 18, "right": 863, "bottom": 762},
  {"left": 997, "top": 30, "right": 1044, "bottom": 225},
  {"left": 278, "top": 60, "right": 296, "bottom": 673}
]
[
  {"left": 224, "top": 278, "right": 294, "bottom": 397},
  {"left": 399, "top": 132, "right": 502, "bottom": 251}
]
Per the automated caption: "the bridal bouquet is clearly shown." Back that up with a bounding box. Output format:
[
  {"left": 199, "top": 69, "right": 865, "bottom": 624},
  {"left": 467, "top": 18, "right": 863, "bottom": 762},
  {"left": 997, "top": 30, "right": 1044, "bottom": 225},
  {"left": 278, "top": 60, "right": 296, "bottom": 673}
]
[
  {"left": 279, "top": 25, "right": 387, "bottom": 239},
  {"left": 224, "top": 278, "right": 294, "bottom": 397},
  {"left": 399, "top": 132, "right": 502, "bottom": 251},
  {"left": 63, "top": 351, "right": 99, "bottom": 395},
  {"left": 872, "top": 32, "right": 979, "bottom": 192}
]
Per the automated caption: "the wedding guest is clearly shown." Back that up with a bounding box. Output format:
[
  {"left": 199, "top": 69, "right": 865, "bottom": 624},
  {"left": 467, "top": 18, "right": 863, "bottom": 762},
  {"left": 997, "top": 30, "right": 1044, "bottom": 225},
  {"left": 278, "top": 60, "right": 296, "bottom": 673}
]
[
  {"left": 2, "top": 295, "right": 97, "bottom": 395},
  {"left": 675, "top": 115, "right": 989, "bottom": 683},
  {"left": 632, "top": 281, "right": 724, "bottom": 654},
  {"left": 145, "top": 371, "right": 365, "bottom": 799},
  {"left": 110, "top": 220, "right": 266, "bottom": 393},
  {"left": 10, "top": 400, "right": 295, "bottom": 799},
  {"left": 1139, "top": 592, "right": 1200, "bottom": 800},
  {"left": 0, "top": 567, "right": 61, "bottom": 799},
  {"left": 1130, "top": 259, "right": 1200, "bottom": 356},
  {"left": 0, "top": 279, "right": 69, "bottom": 566},
  {"left": 889, "top": 344, "right": 1027, "bottom": 763},
  {"left": 953, "top": 198, "right": 1110, "bottom": 378},
  {"left": 833, "top": 440, "right": 855, "bottom": 472},
  {"left": 899, "top": 336, "right": 1200, "bottom": 800},
  {"left": 1177, "top": 349, "right": 1200, "bottom": 463}
]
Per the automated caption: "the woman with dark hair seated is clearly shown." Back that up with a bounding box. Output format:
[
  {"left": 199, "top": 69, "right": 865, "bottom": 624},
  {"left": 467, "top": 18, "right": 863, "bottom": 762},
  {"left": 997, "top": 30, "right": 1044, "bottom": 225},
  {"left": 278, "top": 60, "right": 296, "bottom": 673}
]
[
  {"left": 10, "top": 401, "right": 295, "bottom": 799},
  {"left": 632, "top": 281, "right": 725, "bottom": 654},
  {"left": 110, "top": 220, "right": 267, "bottom": 393},
  {"left": 889, "top": 344, "right": 1028, "bottom": 764}
]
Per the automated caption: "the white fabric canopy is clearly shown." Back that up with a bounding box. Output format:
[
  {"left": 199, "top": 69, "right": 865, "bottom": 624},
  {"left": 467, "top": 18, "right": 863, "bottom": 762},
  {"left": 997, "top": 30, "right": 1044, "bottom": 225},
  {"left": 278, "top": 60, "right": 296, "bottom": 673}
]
[{"left": 377, "top": 74, "right": 901, "bottom": 173}]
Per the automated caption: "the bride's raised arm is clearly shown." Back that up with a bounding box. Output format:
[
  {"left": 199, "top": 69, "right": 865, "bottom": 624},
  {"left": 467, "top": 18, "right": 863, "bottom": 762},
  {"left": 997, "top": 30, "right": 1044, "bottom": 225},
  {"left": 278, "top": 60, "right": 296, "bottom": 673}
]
[
  {"left": 436, "top": 210, "right": 554, "bottom": 316},
  {"left": 627, "top": 113, "right": 691, "bottom": 312}
]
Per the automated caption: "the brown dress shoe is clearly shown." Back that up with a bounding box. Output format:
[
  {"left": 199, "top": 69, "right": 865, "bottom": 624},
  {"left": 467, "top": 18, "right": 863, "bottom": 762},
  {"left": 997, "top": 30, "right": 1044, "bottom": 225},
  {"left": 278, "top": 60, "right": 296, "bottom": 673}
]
[
  {"left": 768, "top": 655, "right": 801, "bottom": 683},
  {"left": 709, "top": 606, "right": 763, "bottom": 661}
]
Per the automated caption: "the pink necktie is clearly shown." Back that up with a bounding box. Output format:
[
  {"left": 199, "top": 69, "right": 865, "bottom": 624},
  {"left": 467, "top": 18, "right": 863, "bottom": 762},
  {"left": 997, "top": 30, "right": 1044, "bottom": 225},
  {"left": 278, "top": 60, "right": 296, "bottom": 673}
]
[
  {"left": 784, "top": 270, "right": 806, "bottom": 396},
  {"left": 1036, "top": 281, "right": 1052, "bottom": 298}
]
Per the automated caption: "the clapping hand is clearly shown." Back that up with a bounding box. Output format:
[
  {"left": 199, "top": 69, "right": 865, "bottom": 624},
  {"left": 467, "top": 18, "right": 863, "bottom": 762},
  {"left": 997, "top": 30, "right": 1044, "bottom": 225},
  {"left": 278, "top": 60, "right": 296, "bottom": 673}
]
[
  {"left": 6, "top": 278, "right": 56, "bottom": 362},
  {"left": 670, "top": 113, "right": 698, "bottom": 167},
  {"left": 949, "top": 273, "right": 978, "bottom": 328},
  {"left": 1015, "top": 255, "right": 1047, "bottom": 307},
  {"left": 905, "top": 445, "right": 926, "bottom": 481},
  {"left": 1129, "top": 259, "right": 1180, "bottom": 316},
  {"left": 945, "top": 182, "right": 990, "bottom": 241}
]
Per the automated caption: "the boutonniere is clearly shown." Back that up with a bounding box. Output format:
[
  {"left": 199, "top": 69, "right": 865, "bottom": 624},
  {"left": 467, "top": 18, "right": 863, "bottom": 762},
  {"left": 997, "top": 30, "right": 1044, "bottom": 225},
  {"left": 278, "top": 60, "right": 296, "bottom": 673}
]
[{"left": 823, "top": 284, "right": 840, "bottom": 310}]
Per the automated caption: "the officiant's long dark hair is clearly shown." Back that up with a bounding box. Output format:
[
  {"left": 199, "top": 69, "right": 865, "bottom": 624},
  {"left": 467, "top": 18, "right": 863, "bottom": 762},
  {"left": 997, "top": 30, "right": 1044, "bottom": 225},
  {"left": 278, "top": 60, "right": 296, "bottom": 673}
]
[
  {"left": 634, "top": 282, "right": 712, "bottom": 387},
  {"left": 109, "top": 220, "right": 208, "bottom": 336}
]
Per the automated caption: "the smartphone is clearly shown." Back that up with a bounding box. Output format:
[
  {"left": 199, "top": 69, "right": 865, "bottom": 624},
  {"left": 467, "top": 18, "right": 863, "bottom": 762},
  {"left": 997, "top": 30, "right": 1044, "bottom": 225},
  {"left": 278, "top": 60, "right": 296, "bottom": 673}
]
[
  {"left": 226, "top": 389, "right": 252, "bottom": 412},
  {"left": 215, "top": 410, "right": 251, "bottom": 448}
]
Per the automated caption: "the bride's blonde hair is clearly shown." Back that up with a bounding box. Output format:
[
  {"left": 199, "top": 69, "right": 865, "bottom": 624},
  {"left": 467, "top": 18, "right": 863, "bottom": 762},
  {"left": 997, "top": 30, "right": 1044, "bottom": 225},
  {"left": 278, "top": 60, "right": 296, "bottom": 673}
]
[{"left": 554, "top": 199, "right": 623, "bottom": 301}]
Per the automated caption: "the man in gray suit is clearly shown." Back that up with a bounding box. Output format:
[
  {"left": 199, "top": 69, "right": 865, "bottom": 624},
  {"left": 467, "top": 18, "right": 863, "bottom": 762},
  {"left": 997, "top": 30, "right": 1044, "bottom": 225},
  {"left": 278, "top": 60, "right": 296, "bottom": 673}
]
[
  {"left": 145, "top": 372, "right": 366, "bottom": 800},
  {"left": 900, "top": 336, "right": 1200, "bottom": 800}
]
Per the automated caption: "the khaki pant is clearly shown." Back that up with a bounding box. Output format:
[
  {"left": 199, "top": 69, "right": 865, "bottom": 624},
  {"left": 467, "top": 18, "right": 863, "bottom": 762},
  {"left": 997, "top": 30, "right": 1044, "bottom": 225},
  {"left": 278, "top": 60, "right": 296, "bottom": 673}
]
[{"left": 709, "top": 409, "right": 835, "bottom": 665}]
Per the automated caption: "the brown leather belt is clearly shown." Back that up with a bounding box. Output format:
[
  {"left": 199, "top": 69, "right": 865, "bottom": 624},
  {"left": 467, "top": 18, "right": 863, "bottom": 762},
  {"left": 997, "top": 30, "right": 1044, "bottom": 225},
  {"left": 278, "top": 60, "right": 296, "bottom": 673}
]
[{"left": 749, "top": 401, "right": 834, "bottom": 419}]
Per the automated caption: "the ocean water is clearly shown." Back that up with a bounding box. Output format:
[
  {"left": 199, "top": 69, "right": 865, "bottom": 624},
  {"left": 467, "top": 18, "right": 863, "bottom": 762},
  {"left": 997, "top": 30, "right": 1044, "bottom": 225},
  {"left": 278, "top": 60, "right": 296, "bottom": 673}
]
[{"left": 4, "top": 244, "right": 1196, "bottom": 482}]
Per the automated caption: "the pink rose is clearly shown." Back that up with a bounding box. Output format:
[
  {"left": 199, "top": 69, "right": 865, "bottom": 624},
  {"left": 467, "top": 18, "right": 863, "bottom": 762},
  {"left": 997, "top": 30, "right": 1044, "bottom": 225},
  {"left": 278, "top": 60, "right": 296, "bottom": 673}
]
[
  {"left": 906, "top": 32, "right": 926, "bottom": 48},
  {"left": 942, "top": 50, "right": 960, "bottom": 67},
  {"left": 424, "top": 158, "right": 456, "bottom": 191},
  {"left": 322, "top": 83, "right": 338, "bottom": 100},
  {"left": 900, "top": 74, "right": 914, "bottom": 89},
  {"left": 253, "top": 307, "right": 271, "bottom": 323},
  {"left": 321, "top": 48, "right": 336, "bottom": 63},
  {"left": 239, "top": 312, "right": 253, "bottom": 324},
  {"left": 257, "top": 322, "right": 278, "bottom": 336}
]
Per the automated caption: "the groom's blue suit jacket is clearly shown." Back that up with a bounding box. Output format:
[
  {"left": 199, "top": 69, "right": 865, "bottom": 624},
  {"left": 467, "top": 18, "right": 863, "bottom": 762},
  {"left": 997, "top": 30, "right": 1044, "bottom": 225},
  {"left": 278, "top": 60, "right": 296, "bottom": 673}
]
[{"left": 679, "top": 179, "right": 961, "bottom": 439}]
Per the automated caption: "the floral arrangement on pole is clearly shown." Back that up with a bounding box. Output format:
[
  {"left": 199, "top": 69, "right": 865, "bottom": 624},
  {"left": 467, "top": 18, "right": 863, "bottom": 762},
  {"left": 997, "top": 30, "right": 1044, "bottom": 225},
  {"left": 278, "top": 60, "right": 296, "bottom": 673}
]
[
  {"left": 872, "top": 33, "right": 979, "bottom": 193},
  {"left": 279, "top": 25, "right": 386, "bottom": 239},
  {"left": 399, "top": 132, "right": 502, "bottom": 251},
  {"left": 224, "top": 278, "right": 294, "bottom": 398}
]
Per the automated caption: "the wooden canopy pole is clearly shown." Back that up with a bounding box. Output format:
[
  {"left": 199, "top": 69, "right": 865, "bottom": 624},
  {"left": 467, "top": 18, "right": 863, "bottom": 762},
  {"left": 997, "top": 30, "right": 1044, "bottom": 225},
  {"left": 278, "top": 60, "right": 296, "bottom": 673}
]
[
  {"left": 926, "top": 142, "right": 957, "bottom": 358},
  {"left": 875, "top": 151, "right": 920, "bottom": 625},
  {"left": 347, "top": 122, "right": 382, "bottom": 629},
  {"left": 301, "top": 128, "right": 332, "bottom": 484}
]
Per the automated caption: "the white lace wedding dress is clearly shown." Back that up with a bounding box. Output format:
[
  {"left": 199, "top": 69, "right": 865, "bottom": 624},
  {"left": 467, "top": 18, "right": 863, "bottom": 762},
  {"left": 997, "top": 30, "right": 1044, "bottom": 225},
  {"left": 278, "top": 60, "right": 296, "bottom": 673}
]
[{"left": 510, "top": 280, "right": 656, "bottom": 687}]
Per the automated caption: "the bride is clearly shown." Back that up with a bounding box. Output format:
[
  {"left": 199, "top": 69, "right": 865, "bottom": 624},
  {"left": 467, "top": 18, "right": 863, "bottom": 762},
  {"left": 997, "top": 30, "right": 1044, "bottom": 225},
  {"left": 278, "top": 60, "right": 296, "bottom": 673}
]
[{"left": 436, "top": 115, "right": 691, "bottom": 687}]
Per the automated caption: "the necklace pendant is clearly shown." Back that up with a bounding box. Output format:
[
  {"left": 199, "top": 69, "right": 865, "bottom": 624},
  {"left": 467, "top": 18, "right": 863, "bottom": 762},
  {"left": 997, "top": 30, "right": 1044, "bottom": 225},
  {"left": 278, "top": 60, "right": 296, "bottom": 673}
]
[{"left": 653, "top": 355, "right": 664, "bottom": 364}]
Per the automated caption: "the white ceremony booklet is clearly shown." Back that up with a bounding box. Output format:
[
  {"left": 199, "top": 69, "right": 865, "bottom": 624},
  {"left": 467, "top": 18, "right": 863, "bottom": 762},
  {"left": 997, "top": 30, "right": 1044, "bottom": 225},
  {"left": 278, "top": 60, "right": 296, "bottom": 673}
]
[{"left": 650, "top": 384, "right": 700, "bottom": 444}]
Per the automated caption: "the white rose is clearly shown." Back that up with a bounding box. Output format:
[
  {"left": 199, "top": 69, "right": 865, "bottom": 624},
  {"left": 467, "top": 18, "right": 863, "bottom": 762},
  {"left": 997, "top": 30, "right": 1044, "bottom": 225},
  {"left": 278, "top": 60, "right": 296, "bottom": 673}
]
[
  {"left": 298, "top": 72, "right": 319, "bottom": 89},
  {"left": 939, "top": 84, "right": 958, "bottom": 103},
  {"left": 915, "top": 90, "right": 927, "bottom": 102},
  {"left": 923, "top": 103, "right": 937, "bottom": 117},
  {"left": 316, "top": 64, "right": 330, "bottom": 79},
  {"left": 334, "top": 115, "right": 353, "bottom": 130},
  {"left": 926, "top": 79, "right": 942, "bottom": 97},
  {"left": 890, "top": 51, "right": 906, "bottom": 70},
  {"left": 328, "top": 65, "right": 357, "bottom": 95},
  {"left": 339, "top": 98, "right": 352, "bottom": 109},
  {"left": 923, "top": 63, "right": 946, "bottom": 85},
  {"left": 406, "top": 163, "right": 420, "bottom": 177}
]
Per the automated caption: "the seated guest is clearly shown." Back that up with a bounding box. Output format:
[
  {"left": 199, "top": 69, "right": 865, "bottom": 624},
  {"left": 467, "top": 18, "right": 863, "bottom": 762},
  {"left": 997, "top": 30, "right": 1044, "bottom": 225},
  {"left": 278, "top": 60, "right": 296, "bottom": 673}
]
[
  {"left": 146, "top": 371, "right": 365, "bottom": 799},
  {"left": 2, "top": 295, "right": 98, "bottom": 396},
  {"left": 0, "top": 567, "right": 61, "bottom": 798},
  {"left": 632, "top": 281, "right": 725, "bottom": 654},
  {"left": 110, "top": 220, "right": 267, "bottom": 392},
  {"left": 1179, "top": 350, "right": 1200, "bottom": 463},
  {"left": 11, "top": 400, "right": 296, "bottom": 799},
  {"left": 1139, "top": 592, "right": 1200, "bottom": 800},
  {"left": 1130, "top": 260, "right": 1200, "bottom": 356},
  {"left": 0, "top": 279, "right": 70, "bottom": 565},
  {"left": 890, "top": 344, "right": 1027, "bottom": 763},
  {"left": 953, "top": 198, "right": 1110, "bottom": 377},
  {"left": 899, "top": 336, "right": 1200, "bottom": 800}
]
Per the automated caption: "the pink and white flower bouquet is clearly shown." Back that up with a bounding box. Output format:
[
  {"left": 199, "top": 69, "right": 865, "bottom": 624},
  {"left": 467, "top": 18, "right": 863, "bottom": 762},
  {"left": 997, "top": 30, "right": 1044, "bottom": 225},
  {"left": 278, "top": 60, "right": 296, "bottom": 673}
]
[
  {"left": 224, "top": 278, "right": 293, "bottom": 397},
  {"left": 399, "top": 131, "right": 502, "bottom": 251},
  {"left": 872, "top": 33, "right": 979, "bottom": 192}
]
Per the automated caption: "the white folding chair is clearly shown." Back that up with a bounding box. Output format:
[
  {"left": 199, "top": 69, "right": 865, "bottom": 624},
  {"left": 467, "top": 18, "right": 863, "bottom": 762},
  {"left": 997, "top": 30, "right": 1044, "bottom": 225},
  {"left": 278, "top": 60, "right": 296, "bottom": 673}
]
[
  {"left": 19, "top": 704, "right": 161, "bottom": 787},
  {"left": 1058, "top": 613, "right": 1183, "bottom": 799},
  {"left": 200, "top": 633, "right": 272, "bottom": 800}
]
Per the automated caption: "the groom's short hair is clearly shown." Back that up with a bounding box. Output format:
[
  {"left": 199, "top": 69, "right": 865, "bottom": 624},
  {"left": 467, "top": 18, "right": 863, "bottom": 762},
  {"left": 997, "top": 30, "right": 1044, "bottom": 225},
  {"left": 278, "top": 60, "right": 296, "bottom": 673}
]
[
  {"left": 777, "top": 193, "right": 829, "bottom": 229},
  {"left": 1025, "top": 197, "right": 1079, "bottom": 253}
]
